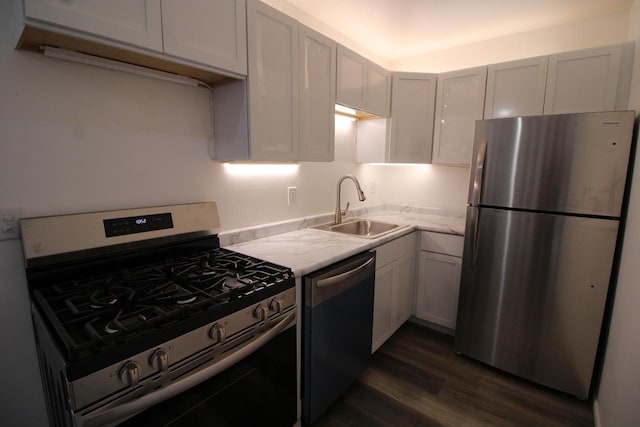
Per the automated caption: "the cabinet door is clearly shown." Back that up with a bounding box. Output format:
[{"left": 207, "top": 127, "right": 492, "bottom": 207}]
[
  {"left": 416, "top": 251, "right": 462, "bottom": 330},
  {"left": 544, "top": 45, "right": 624, "bottom": 114},
  {"left": 299, "top": 25, "right": 336, "bottom": 162},
  {"left": 161, "top": 0, "right": 247, "bottom": 75},
  {"left": 389, "top": 72, "right": 437, "bottom": 163},
  {"left": 372, "top": 263, "right": 395, "bottom": 353},
  {"left": 395, "top": 253, "right": 415, "bottom": 325},
  {"left": 24, "top": 0, "right": 162, "bottom": 51},
  {"left": 433, "top": 66, "right": 487, "bottom": 165},
  {"left": 485, "top": 57, "right": 548, "bottom": 119},
  {"left": 336, "top": 45, "right": 367, "bottom": 111},
  {"left": 365, "top": 61, "right": 391, "bottom": 117},
  {"left": 246, "top": 0, "right": 299, "bottom": 161}
]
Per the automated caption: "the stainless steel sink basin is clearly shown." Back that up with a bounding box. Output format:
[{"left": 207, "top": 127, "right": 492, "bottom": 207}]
[{"left": 314, "top": 218, "right": 407, "bottom": 238}]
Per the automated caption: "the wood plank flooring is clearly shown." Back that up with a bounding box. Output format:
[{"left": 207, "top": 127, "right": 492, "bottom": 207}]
[{"left": 313, "top": 321, "right": 593, "bottom": 427}]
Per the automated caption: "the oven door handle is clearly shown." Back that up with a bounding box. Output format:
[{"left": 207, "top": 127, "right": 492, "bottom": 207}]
[{"left": 81, "top": 310, "right": 296, "bottom": 427}]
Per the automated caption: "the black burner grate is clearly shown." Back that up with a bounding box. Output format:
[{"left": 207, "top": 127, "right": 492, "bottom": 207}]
[{"left": 33, "top": 247, "right": 292, "bottom": 362}]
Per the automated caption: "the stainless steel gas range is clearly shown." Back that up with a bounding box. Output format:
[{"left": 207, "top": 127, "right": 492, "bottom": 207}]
[{"left": 20, "top": 202, "right": 297, "bottom": 427}]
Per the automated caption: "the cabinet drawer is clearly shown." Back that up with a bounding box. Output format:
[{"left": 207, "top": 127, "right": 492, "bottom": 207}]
[
  {"left": 420, "top": 232, "right": 463, "bottom": 257},
  {"left": 376, "top": 232, "right": 416, "bottom": 269}
]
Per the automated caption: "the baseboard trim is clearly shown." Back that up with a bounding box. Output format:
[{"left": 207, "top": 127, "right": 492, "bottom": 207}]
[{"left": 409, "top": 316, "right": 455, "bottom": 336}]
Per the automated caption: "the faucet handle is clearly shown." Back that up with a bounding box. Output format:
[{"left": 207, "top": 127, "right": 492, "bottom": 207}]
[{"left": 342, "top": 202, "right": 350, "bottom": 217}]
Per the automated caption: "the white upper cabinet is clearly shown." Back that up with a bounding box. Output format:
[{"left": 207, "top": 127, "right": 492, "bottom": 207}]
[
  {"left": 365, "top": 62, "right": 391, "bottom": 117},
  {"left": 246, "top": 0, "right": 299, "bottom": 161},
  {"left": 389, "top": 72, "right": 437, "bottom": 163},
  {"left": 356, "top": 72, "right": 436, "bottom": 164},
  {"left": 433, "top": 66, "right": 487, "bottom": 165},
  {"left": 23, "top": 0, "right": 163, "bottom": 51},
  {"left": 336, "top": 45, "right": 367, "bottom": 111},
  {"left": 213, "top": 2, "right": 336, "bottom": 162},
  {"left": 484, "top": 56, "right": 548, "bottom": 119},
  {"left": 544, "top": 43, "right": 634, "bottom": 114},
  {"left": 336, "top": 45, "right": 391, "bottom": 117},
  {"left": 299, "top": 25, "right": 336, "bottom": 162},
  {"left": 19, "top": 0, "right": 248, "bottom": 82},
  {"left": 161, "top": 0, "right": 247, "bottom": 75}
]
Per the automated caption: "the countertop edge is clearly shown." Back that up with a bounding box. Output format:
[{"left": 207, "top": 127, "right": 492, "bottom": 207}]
[{"left": 224, "top": 209, "right": 466, "bottom": 278}]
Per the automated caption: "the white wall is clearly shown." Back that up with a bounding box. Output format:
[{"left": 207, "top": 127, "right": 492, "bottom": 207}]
[
  {"left": 594, "top": 2, "right": 640, "bottom": 426},
  {"left": 365, "top": 164, "right": 469, "bottom": 211},
  {"left": 391, "top": 12, "right": 630, "bottom": 72}
]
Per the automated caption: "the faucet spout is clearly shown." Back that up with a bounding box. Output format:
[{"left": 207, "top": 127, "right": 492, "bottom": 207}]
[{"left": 334, "top": 175, "right": 366, "bottom": 224}]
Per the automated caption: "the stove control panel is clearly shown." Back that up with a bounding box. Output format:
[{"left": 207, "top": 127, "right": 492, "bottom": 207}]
[{"left": 104, "top": 213, "right": 173, "bottom": 237}]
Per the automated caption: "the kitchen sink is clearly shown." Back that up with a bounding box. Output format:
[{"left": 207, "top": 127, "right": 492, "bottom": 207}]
[{"left": 313, "top": 218, "right": 407, "bottom": 238}]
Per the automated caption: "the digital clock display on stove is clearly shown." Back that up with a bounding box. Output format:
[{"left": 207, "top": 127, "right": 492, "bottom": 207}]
[{"left": 103, "top": 213, "right": 173, "bottom": 237}]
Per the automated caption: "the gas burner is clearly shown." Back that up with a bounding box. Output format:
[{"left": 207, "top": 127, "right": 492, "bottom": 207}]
[
  {"left": 89, "top": 285, "right": 134, "bottom": 310},
  {"left": 32, "top": 245, "right": 294, "bottom": 358}
]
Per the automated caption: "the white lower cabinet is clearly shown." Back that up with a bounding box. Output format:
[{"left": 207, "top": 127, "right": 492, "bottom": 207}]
[
  {"left": 372, "top": 232, "right": 416, "bottom": 352},
  {"left": 415, "top": 231, "right": 464, "bottom": 332}
]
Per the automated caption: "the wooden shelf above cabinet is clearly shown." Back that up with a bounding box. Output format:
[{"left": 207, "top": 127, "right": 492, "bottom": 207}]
[{"left": 17, "top": 25, "right": 238, "bottom": 86}]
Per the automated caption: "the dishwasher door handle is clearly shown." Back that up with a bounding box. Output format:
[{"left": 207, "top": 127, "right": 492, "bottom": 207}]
[
  {"left": 316, "top": 256, "right": 375, "bottom": 288},
  {"left": 307, "top": 253, "right": 376, "bottom": 307}
]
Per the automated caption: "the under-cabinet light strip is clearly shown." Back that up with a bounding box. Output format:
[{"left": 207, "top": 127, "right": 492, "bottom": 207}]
[{"left": 42, "top": 46, "right": 201, "bottom": 87}]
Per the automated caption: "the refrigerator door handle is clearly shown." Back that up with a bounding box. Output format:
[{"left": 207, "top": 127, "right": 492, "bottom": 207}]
[
  {"left": 470, "top": 139, "right": 488, "bottom": 206},
  {"left": 466, "top": 207, "right": 480, "bottom": 268}
]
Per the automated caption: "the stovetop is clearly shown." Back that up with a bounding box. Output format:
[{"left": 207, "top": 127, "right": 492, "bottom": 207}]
[{"left": 31, "top": 245, "right": 294, "bottom": 374}]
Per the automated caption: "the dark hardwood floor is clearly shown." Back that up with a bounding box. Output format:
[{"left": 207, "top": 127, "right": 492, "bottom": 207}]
[{"left": 313, "top": 321, "right": 593, "bottom": 427}]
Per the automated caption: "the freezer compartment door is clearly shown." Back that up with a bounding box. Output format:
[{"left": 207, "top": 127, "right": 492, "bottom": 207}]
[
  {"left": 468, "top": 111, "right": 634, "bottom": 217},
  {"left": 455, "top": 207, "right": 618, "bottom": 398}
]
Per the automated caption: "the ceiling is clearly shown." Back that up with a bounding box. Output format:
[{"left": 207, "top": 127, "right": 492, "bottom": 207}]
[{"left": 285, "top": 0, "right": 633, "bottom": 61}]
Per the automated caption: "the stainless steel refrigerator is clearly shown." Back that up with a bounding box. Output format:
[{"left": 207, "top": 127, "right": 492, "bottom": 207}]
[{"left": 455, "top": 110, "right": 636, "bottom": 399}]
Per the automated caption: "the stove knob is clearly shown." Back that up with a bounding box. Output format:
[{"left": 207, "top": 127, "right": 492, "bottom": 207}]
[
  {"left": 253, "top": 304, "right": 268, "bottom": 322},
  {"left": 149, "top": 349, "right": 169, "bottom": 372},
  {"left": 269, "top": 298, "right": 283, "bottom": 313},
  {"left": 209, "top": 323, "right": 226, "bottom": 344},
  {"left": 119, "top": 361, "right": 141, "bottom": 387}
]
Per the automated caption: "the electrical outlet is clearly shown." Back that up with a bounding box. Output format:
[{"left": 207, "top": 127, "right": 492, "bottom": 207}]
[
  {"left": 287, "top": 187, "right": 297, "bottom": 206},
  {"left": 0, "top": 207, "right": 22, "bottom": 240},
  {"left": 370, "top": 182, "right": 377, "bottom": 194}
]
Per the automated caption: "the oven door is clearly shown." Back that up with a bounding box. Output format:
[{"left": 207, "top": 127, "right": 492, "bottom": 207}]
[{"left": 118, "top": 325, "right": 296, "bottom": 427}]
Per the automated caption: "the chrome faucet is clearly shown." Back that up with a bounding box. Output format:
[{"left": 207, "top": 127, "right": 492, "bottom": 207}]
[{"left": 334, "top": 175, "right": 366, "bottom": 224}]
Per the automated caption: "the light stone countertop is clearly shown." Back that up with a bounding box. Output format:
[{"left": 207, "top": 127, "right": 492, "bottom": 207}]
[{"left": 223, "top": 206, "right": 466, "bottom": 277}]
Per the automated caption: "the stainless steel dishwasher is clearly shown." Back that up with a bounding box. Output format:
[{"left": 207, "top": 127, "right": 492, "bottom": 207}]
[{"left": 302, "top": 251, "right": 376, "bottom": 425}]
